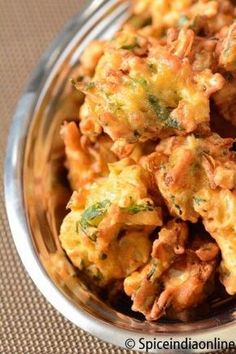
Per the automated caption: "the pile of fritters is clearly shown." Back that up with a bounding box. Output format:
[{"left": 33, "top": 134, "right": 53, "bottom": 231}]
[{"left": 59, "top": 0, "right": 236, "bottom": 321}]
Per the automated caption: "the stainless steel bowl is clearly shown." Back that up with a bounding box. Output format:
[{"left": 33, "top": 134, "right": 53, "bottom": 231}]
[{"left": 4, "top": 0, "right": 236, "bottom": 352}]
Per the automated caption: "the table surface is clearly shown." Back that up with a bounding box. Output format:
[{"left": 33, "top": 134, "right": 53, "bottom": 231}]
[{"left": 0, "top": 1, "right": 235, "bottom": 354}]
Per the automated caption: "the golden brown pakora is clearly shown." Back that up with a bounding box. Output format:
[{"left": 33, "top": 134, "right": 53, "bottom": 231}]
[
  {"left": 60, "top": 159, "right": 162, "bottom": 286},
  {"left": 61, "top": 121, "right": 117, "bottom": 190},
  {"left": 57, "top": 0, "right": 236, "bottom": 322},
  {"left": 141, "top": 133, "right": 236, "bottom": 294},
  {"left": 76, "top": 29, "right": 223, "bottom": 157},
  {"left": 132, "top": 0, "right": 235, "bottom": 35},
  {"left": 124, "top": 220, "right": 219, "bottom": 320}
]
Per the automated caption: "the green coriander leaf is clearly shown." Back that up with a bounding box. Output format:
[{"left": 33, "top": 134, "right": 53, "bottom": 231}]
[
  {"left": 121, "top": 37, "right": 140, "bottom": 50},
  {"left": 79, "top": 199, "right": 111, "bottom": 232},
  {"left": 123, "top": 202, "right": 154, "bottom": 215},
  {"left": 164, "top": 117, "right": 182, "bottom": 130},
  {"left": 193, "top": 196, "right": 206, "bottom": 206},
  {"left": 178, "top": 15, "right": 189, "bottom": 27},
  {"left": 148, "top": 95, "right": 171, "bottom": 121}
]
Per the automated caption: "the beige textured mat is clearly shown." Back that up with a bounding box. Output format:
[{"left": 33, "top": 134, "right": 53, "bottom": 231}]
[{"left": 0, "top": 1, "right": 235, "bottom": 353}]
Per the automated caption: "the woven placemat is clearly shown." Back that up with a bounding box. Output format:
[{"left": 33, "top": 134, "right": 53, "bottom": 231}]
[{"left": 0, "top": 1, "right": 235, "bottom": 353}]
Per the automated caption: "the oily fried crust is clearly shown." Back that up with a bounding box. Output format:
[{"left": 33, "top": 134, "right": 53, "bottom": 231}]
[
  {"left": 141, "top": 134, "right": 236, "bottom": 296},
  {"left": 218, "top": 22, "right": 236, "bottom": 72},
  {"left": 59, "top": 0, "right": 236, "bottom": 322},
  {"left": 194, "top": 189, "right": 236, "bottom": 295},
  {"left": 149, "top": 248, "right": 218, "bottom": 320},
  {"left": 141, "top": 134, "right": 236, "bottom": 221},
  {"left": 132, "top": 0, "right": 235, "bottom": 35},
  {"left": 59, "top": 158, "right": 163, "bottom": 287},
  {"left": 124, "top": 220, "right": 188, "bottom": 316},
  {"left": 61, "top": 121, "right": 117, "bottom": 190},
  {"left": 214, "top": 78, "right": 236, "bottom": 128},
  {"left": 151, "top": 220, "right": 188, "bottom": 260},
  {"left": 124, "top": 220, "right": 219, "bottom": 321},
  {"left": 76, "top": 29, "right": 224, "bottom": 157}
]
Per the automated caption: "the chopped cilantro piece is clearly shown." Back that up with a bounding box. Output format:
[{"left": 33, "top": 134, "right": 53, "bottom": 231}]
[
  {"left": 148, "top": 95, "right": 171, "bottom": 121},
  {"left": 128, "top": 14, "right": 152, "bottom": 28},
  {"left": 121, "top": 38, "right": 140, "bottom": 50},
  {"left": 85, "top": 82, "right": 95, "bottom": 90},
  {"left": 164, "top": 117, "right": 182, "bottom": 130},
  {"left": 79, "top": 200, "right": 111, "bottom": 232},
  {"left": 129, "top": 76, "right": 148, "bottom": 88},
  {"left": 193, "top": 196, "right": 206, "bottom": 205},
  {"left": 123, "top": 202, "right": 154, "bottom": 214},
  {"left": 121, "top": 43, "right": 138, "bottom": 50},
  {"left": 178, "top": 15, "right": 189, "bottom": 27},
  {"left": 137, "top": 77, "right": 148, "bottom": 87}
]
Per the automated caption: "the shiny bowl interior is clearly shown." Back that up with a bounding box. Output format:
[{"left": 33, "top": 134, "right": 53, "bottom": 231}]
[{"left": 5, "top": 0, "right": 236, "bottom": 351}]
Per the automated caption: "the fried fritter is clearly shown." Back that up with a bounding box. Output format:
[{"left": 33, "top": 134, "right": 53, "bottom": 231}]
[
  {"left": 124, "top": 220, "right": 219, "bottom": 320},
  {"left": 141, "top": 134, "right": 236, "bottom": 294},
  {"left": 194, "top": 188, "right": 236, "bottom": 295},
  {"left": 76, "top": 29, "right": 223, "bottom": 156},
  {"left": 60, "top": 209, "right": 153, "bottom": 287},
  {"left": 132, "top": 0, "right": 235, "bottom": 35},
  {"left": 214, "top": 78, "right": 236, "bottom": 127},
  {"left": 212, "top": 21, "right": 236, "bottom": 126},
  {"left": 151, "top": 245, "right": 218, "bottom": 320},
  {"left": 124, "top": 220, "right": 188, "bottom": 317},
  {"left": 132, "top": 0, "right": 193, "bottom": 29},
  {"left": 58, "top": 0, "right": 236, "bottom": 322},
  {"left": 166, "top": 27, "right": 219, "bottom": 72},
  {"left": 141, "top": 134, "right": 235, "bottom": 221},
  {"left": 217, "top": 21, "right": 236, "bottom": 73},
  {"left": 61, "top": 121, "right": 117, "bottom": 190},
  {"left": 59, "top": 159, "right": 162, "bottom": 286}
]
